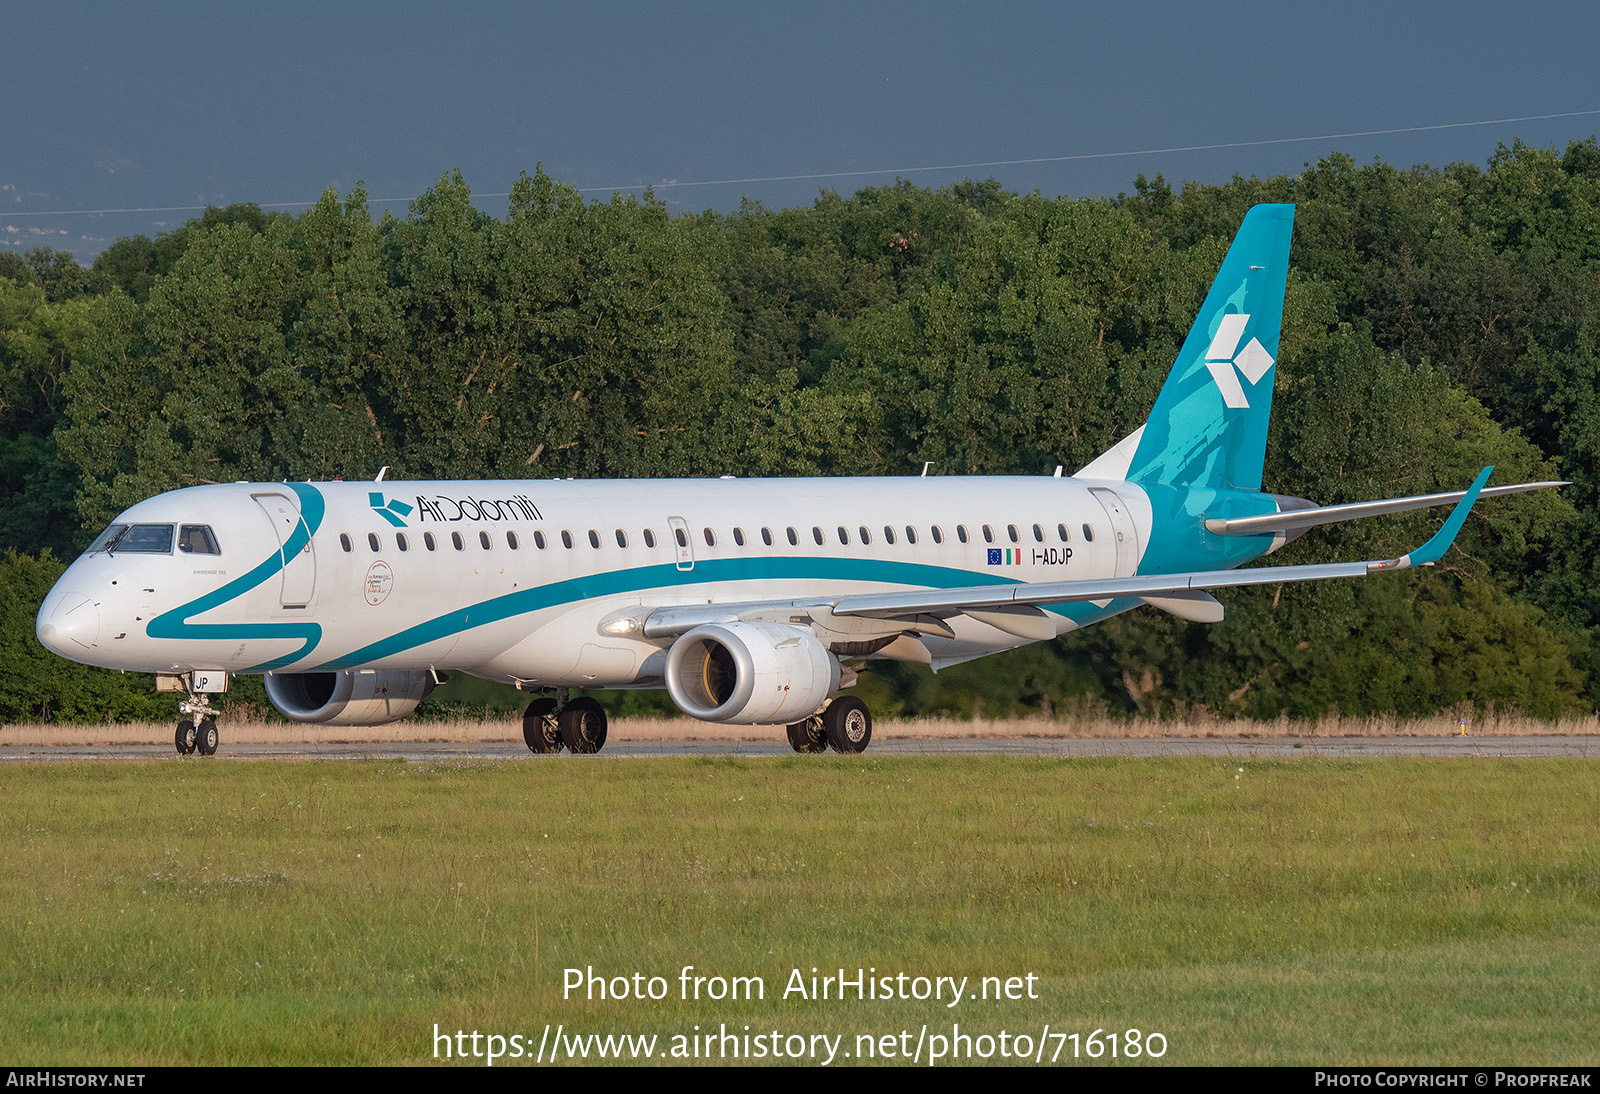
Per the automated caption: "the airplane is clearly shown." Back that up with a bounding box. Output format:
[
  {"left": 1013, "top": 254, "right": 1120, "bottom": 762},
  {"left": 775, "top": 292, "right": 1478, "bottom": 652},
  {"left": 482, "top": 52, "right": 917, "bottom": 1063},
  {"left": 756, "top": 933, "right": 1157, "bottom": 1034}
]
[{"left": 33, "top": 203, "right": 1563, "bottom": 756}]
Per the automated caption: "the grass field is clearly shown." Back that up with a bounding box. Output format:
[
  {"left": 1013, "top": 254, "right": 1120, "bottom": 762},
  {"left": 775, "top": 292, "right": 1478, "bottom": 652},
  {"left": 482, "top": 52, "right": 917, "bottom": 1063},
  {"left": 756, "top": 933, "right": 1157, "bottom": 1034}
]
[
  {"left": 2, "top": 755, "right": 1597, "bottom": 1065},
  {"left": 4, "top": 707, "right": 1595, "bottom": 745}
]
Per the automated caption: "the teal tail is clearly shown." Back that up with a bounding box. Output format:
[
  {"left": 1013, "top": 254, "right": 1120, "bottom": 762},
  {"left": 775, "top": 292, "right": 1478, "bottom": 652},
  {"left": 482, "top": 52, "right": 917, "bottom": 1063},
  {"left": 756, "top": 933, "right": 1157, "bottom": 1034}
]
[{"left": 1126, "top": 203, "right": 1294, "bottom": 491}]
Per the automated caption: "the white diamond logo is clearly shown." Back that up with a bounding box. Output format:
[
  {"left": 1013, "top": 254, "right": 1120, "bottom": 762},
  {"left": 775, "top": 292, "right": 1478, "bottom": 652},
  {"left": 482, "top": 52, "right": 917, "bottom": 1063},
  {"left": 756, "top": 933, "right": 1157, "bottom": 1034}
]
[{"left": 1203, "top": 313, "right": 1275, "bottom": 409}]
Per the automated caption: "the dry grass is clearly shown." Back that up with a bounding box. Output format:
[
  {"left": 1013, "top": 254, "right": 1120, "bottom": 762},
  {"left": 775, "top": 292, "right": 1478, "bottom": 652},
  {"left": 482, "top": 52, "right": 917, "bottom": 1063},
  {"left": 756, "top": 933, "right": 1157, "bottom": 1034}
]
[{"left": 3, "top": 706, "right": 1594, "bottom": 746}]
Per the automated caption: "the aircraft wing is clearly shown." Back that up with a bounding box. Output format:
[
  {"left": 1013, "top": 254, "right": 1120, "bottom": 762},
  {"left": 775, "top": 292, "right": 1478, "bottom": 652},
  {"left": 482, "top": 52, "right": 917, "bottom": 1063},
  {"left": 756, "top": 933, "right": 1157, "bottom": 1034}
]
[{"left": 643, "top": 468, "right": 1495, "bottom": 641}]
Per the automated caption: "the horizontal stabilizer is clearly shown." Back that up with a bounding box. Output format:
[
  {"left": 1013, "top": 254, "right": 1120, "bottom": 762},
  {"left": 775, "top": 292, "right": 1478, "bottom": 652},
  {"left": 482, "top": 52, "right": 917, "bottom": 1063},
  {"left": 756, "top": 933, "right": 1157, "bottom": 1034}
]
[{"left": 1205, "top": 480, "right": 1565, "bottom": 537}]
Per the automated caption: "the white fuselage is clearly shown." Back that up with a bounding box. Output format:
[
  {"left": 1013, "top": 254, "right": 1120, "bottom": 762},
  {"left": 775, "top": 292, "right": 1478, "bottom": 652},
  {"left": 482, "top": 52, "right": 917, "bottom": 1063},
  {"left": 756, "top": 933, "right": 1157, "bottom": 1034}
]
[{"left": 37, "top": 476, "right": 1156, "bottom": 688}]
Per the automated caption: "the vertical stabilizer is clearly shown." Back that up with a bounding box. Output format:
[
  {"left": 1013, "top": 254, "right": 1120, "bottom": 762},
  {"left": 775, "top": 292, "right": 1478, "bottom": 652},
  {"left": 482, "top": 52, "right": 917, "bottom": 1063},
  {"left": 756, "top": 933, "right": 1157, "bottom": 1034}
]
[{"left": 1126, "top": 203, "right": 1293, "bottom": 491}]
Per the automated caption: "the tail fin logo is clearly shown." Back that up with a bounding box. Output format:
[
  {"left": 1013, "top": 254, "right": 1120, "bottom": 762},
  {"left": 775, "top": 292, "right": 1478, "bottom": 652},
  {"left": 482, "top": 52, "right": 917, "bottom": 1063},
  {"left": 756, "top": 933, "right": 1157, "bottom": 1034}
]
[{"left": 1203, "top": 313, "right": 1275, "bottom": 409}]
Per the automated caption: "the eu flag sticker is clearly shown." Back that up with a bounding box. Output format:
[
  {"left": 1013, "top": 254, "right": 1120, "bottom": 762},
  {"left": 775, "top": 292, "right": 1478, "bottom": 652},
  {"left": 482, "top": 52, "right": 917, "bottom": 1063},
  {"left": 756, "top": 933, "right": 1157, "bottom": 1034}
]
[{"left": 987, "top": 548, "right": 1002, "bottom": 565}]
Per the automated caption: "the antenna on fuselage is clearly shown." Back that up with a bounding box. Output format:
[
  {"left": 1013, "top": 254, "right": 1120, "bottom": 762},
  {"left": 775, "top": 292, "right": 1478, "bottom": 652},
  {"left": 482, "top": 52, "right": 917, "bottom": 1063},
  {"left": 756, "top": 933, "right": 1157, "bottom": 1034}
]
[
  {"left": 921, "top": 462, "right": 934, "bottom": 477},
  {"left": 375, "top": 466, "right": 389, "bottom": 482}
]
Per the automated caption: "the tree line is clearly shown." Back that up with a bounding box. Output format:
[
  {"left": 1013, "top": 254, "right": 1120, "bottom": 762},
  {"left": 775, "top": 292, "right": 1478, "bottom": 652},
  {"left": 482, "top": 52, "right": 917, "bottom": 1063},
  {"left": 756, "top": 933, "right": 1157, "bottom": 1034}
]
[{"left": 2, "top": 140, "right": 1595, "bottom": 722}]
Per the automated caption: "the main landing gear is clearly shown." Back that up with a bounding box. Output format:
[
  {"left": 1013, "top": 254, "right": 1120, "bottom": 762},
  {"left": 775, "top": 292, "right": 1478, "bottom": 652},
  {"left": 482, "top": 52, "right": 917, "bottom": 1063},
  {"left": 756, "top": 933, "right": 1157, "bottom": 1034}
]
[
  {"left": 521, "top": 691, "right": 871, "bottom": 756},
  {"left": 787, "top": 696, "right": 872, "bottom": 754},
  {"left": 522, "top": 689, "right": 609, "bottom": 755}
]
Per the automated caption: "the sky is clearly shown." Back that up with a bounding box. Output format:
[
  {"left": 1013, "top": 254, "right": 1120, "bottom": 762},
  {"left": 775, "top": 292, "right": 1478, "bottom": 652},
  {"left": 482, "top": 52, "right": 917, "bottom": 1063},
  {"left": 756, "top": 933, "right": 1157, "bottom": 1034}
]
[{"left": 6, "top": 1, "right": 1599, "bottom": 264}]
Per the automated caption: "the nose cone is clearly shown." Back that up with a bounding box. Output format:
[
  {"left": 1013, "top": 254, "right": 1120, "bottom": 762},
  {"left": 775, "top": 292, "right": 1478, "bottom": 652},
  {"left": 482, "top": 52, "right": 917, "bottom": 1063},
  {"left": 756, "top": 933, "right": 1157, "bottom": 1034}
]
[{"left": 37, "top": 592, "right": 101, "bottom": 657}]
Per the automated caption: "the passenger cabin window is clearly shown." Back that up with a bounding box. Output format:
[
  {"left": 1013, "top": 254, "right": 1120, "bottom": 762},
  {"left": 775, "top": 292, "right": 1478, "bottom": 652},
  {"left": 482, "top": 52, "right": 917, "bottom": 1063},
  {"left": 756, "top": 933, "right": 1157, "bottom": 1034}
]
[
  {"left": 644, "top": 529, "right": 656, "bottom": 548},
  {"left": 761, "top": 527, "right": 773, "bottom": 546},
  {"left": 733, "top": 528, "right": 746, "bottom": 547},
  {"left": 787, "top": 527, "right": 798, "bottom": 546},
  {"left": 931, "top": 525, "right": 944, "bottom": 544},
  {"left": 904, "top": 526, "right": 918, "bottom": 545},
  {"left": 507, "top": 531, "right": 519, "bottom": 549},
  {"left": 1082, "top": 524, "right": 1095, "bottom": 542},
  {"left": 397, "top": 533, "right": 409, "bottom": 552},
  {"left": 452, "top": 532, "right": 465, "bottom": 550},
  {"left": 1057, "top": 523, "right": 1070, "bottom": 542},
  {"left": 858, "top": 526, "right": 871, "bottom": 545},
  {"left": 589, "top": 530, "right": 601, "bottom": 549},
  {"left": 178, "top": 525, "right": 220, "bottom": 554},
  {"left": 340, "top": 533, "right": 353, "bottom": 553},
  {"left": 425, "top": 532, "right": 437, "bottom": 551},
  {"left": 479, "top": 531, "right": 492, "bottom": 550},
  {"left": 615, "top": 529, "right": 628, "bottom": 548},
  {"left": 562, "top": 531, "right": 574, "bottom": 549},
  {"left": 1033, "top": 523, "right": 1044, "bottom": 542},
  {"left": 703, "top": 528, "right": 716, "bottom": 547},
  {"left": 1007, "top": 524, "right": 1019, "bottom": 543},
  {"left": 533, "top": 531, "right": 546, "bottom": 550},
  {"left": 812, "top": 527, "right": 824, "bottom": 546},
  {"left": 884, "top": 526, "right": 896, "bottom": 544},
  {"left": 368, "top": 533, "right": 381, "bottom": 552},
  {"left": 837, "top": 526, "right": 849, "bottom": 545},
  {"left": 957, "top": 525, "right": 969, "bottom": 543},
  {"left": 674, "top": 528, "right": 688, "bottom": 548},
  {"left": 982, "top": 525, "right": 995, "bottom": 544}
]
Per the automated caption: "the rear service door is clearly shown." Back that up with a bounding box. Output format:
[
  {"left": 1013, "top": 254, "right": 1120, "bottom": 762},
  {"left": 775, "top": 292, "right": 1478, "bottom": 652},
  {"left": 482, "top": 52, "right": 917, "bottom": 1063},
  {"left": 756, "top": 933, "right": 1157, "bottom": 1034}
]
[{"left": 1088, "top": 488, "right": 1140, "bottom": 577}]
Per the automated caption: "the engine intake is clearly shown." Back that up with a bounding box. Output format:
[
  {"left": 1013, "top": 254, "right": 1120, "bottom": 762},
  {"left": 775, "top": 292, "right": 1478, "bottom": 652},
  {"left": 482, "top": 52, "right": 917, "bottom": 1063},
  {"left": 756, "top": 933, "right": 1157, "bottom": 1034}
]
[
  {"left": 264, "top": 669, "right": 437, "bottom": 725},
  {"left": 665, "top": 622, "right": 839, "bottom": 724}
]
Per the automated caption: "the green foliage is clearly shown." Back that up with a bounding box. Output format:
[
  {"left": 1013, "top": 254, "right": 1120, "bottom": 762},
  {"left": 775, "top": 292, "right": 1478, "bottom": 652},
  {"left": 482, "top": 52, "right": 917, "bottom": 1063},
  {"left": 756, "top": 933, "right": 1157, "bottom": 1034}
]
[
  {"left": 21, "top": 247, "right": 107, "bottom": 302},
  {"left": 8, "top": 143, "right": 1599, "bottom": 721},
  {"left": 90, "top": 203, "right": 285, "bottom": 304},
  {"left": 0, "top": 278, "right": 94, "bottom": 554}
]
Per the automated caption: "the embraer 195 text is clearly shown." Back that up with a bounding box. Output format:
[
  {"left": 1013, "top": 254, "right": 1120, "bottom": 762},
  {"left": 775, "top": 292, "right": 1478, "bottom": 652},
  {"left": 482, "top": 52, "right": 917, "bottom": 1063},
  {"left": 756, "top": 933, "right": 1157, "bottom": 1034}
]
[{"left": 36, "top": 205, "right": 1562, "bottom": 755}]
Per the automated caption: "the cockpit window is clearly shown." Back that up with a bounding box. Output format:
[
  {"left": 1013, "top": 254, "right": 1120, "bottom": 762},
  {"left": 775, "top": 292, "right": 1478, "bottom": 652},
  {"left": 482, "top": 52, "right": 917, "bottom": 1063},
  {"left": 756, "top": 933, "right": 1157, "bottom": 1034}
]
[
  {"left": 87, "top": 523, "right": 175, "bottom": 555},
  {"left": 120, "top": 525, "right": 175, "bottom": 552},
  {"left": 85, "top": 524, "right": 127, "bottom": 555},
  {"left": 178, "top": 525, "right": 220, "bottom": 554}
]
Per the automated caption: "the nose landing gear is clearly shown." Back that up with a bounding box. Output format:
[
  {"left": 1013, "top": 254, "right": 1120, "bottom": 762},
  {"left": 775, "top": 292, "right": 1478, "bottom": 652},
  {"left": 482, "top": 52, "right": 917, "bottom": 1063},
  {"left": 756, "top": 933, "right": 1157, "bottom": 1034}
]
[
  {"left": 174, "top": 714, "right": 219, "bottom": 756},
  {"left": 167, "top": 672, "right": 224, "bottom": 757}
]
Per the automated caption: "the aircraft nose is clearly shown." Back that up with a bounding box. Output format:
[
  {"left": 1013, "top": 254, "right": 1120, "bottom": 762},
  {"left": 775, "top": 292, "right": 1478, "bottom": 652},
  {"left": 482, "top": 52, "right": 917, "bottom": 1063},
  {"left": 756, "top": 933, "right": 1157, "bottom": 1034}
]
[{"left": 37, "top": 592, "right": 100, "bottom": 655}]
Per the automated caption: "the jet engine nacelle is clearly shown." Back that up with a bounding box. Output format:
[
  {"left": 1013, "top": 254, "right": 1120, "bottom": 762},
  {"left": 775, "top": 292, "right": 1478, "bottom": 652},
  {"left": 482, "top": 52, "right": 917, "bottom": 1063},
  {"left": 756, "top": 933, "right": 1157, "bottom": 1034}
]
[
  {"left": 665, "top": 622, "right": 840, "bottom": 725},
  {"left": 264, "top": 669, "right": 437, "bottom": 726}
]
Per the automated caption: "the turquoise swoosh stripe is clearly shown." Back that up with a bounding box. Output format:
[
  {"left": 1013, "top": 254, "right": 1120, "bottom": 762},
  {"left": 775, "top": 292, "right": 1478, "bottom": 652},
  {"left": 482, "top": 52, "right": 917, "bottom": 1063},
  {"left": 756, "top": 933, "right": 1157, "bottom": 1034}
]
[
  {"left": 146, "top": 483, "right": 328, "bottom": 672},
  {"left": 308, "top": 555, "right": 1122, "bottom": 671}
]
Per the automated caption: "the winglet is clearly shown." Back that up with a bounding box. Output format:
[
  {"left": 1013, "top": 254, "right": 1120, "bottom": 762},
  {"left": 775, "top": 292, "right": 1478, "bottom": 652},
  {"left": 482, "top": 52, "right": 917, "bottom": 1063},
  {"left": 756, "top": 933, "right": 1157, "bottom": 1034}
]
[{"left": 1367, "top": 466, "right": 1492, "bottom": 572}]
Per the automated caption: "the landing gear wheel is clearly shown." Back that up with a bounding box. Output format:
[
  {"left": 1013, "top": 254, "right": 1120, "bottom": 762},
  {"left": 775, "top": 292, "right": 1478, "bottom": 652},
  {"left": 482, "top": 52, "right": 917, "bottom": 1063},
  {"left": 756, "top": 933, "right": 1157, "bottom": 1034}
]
[
  {"left": 558, "top": 696, "right": 608, "bottom": 754},
  {"left": 522, "top": 697, "right": 562, "bottom": 753},
  {"left": 786, "top": 715, "right": 827, "bottom": 753},
  {"left": 174, "top": 719, "right": 196, "bottom": 756},
  {"left": 822, "top": 697, "right": 871, "bottom": 754},
  {"left": 195, "top": 718, "right": 219, "bottom": 756}
]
